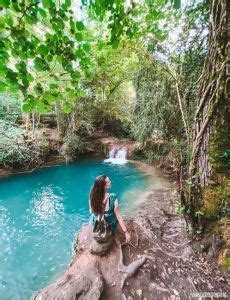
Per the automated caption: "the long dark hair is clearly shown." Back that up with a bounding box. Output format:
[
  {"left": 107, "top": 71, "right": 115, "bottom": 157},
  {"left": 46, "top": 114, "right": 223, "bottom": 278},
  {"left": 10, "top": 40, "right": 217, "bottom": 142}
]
[{"left": 90, "top": 174, "right": 107, "bottom": 215}]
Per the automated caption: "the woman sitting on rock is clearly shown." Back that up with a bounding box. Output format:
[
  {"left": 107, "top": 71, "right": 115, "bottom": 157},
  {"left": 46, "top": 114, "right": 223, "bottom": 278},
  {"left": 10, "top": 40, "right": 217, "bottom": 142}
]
[{"left": 89, "top": 174, "right": 131, "bottom": 243}]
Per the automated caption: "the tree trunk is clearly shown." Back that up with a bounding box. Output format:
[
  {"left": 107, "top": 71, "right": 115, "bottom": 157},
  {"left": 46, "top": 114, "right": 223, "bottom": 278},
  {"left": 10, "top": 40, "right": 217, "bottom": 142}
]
[{"left": 185, "top": 0, "right": 228, "bottom": 234}]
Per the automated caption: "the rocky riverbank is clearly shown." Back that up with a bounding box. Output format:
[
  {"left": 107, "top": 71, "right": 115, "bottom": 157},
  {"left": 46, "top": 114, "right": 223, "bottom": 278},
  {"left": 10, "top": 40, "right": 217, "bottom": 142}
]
[{"left": 33, "top": 163, "right": 229, "bottom": 300}]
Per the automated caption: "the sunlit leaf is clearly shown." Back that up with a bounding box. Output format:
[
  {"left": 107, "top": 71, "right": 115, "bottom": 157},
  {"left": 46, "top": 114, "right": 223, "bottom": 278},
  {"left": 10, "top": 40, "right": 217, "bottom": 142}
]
[
  {"left": 42, "top": 0, "right": 52, "bottom": 9},
  {"left": 83, "top": 43, "right": 91, "bottom": 52},
  {"left": 22, "top": 103, "right": 31, "bottom": 113},
  {"left": 50, "top": 83, "right": 58, "bottom": 89},
  {"left": 98, "top": 41, "right": 104, "bottom": 51},
  {"left": 63, "top": 102, "right": 73, "bottom": 114},
  {"left": 75, "top": 48, "right": 84, "bottom": 58},
  {"left": 38, "top": 45, "right": 49, "bottom": 55},
  {"left": 38, "top": 7, "right": 47, "bottom": 18},
  {"left": 75, "top": 33, "right": 83, "bottom": 42},
  {"left": 76, "top": 21, "right": 85, "bottom": 31}
]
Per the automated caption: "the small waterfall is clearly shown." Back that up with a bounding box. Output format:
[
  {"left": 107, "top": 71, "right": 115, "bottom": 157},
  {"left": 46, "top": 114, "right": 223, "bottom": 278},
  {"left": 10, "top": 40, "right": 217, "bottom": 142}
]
[
  {"left": 104, "top": 146, "right": 127, "bottom": 165},
  {"left": 116, "top": 148, "right": 126, "bottom": 159},
  {"left": 108, "top": 146, "right": 117, "bottom": 159}
]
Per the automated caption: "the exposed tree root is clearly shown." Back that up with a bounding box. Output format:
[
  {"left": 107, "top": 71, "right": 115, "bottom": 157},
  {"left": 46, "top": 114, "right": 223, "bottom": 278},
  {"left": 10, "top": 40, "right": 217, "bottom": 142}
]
[{"left": 118, "top": 244, "right": 155, "bottom": 288}]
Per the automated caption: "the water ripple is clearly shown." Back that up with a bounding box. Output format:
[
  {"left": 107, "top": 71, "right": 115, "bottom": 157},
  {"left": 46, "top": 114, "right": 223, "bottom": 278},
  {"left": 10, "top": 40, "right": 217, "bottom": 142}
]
[{"left": 28, "top": 185, "right": 64, "bottom": 228}]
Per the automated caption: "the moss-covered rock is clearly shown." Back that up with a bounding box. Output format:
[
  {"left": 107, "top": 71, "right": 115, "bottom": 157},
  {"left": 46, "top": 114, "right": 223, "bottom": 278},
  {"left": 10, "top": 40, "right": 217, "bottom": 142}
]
[
  {"left": 209, "top": 109, "right": 230, "bottom": 174},
  {"left": 201, "top": 174, "right": 229, "bottom": 219}
]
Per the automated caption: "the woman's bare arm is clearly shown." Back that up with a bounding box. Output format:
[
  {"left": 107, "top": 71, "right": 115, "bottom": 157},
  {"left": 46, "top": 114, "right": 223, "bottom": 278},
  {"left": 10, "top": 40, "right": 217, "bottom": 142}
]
[
  {"left": 114, "top": 202, "right": 127, "bottom": 232},
  {"left": 114, "top": 202, "right": 131, "bottom": 242},
  {"left": 89, "top": 199, "right": 92, "bottom": 213}
]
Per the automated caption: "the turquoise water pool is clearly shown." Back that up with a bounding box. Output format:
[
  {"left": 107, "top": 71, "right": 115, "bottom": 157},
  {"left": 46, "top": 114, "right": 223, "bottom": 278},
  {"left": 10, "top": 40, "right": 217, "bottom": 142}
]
[{"left": 0, "top": 158, "right": 150, "bottom": 299}]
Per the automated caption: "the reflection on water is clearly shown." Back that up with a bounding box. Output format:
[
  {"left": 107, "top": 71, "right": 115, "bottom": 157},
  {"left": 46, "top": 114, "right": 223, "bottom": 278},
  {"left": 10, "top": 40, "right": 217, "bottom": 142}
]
[
  {"left": 0, "top": 158, "right": 150, "bottom": 299},
  {"left": 0, "top": 206, "right": 13, "bottom": 257},
  {"left": 30, "top": 186, "right": 64, "bottom": 227}
]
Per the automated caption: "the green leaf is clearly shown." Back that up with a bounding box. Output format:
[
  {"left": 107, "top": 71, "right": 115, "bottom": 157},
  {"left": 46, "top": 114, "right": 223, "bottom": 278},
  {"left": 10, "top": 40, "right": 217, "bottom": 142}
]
[
  {"left": 185, "top": 179, "right": 192, "bottom": 185},
  {"left": 12, "top": 1, "right": 21, "bottom": 12},
  {"left": 71, "top": 71, "right": 81, "bottom": 79},
  {"left": 63, "top": 102, "right": 73, "bottom": 114},
  {"left": 68, "top": 90, "right": 76, "bottom": 98},
  {"left": 0, "top": 64, "right": 7, "bottom": 76},
  {"left": 46, "top": 54, "right": 53, "bottom": 62},
  {"left": 22, "top": 103, "right": 31, "bottom": 113},
  {"left": 34, "top": 83, "right": 43, "bottom": 94},
  {"left": 98, "top": 56, "right": 106, "bottom": 65},
  {"left": 57, "top": 55, "right": 62, "bottom": 64},
  {"left": 34, "top": 57, "right": 50, "bottom": 71},
  {"left": 79, "top": 89, "right": 86, "bottom": 97},
  {"left": 45, "top": 94, "right": 57, "bottom": 102},
  {"left": 0, "top": 16, "right": 5, "bottom": 27},
  {"left": 65, "top": 0, "right": 71, "bottom": 7},
  {"left": 82, "top": 56, "right": 91, "bottom": 65},
  {"left": 76, "top": 21, "right": 85, "bottom": 31},
  {"left": 75, "top": 33, "right": 83, "bottom": 42},
  {"left": 85, "top": 70, "right": 93, "bottom": 81},
  {"left": 50, "top": 83, "right": 58, "bottom": 89},
  {"left": 9, "top": 83, "right": 19, "bottom": 92},
  {"left": 0, "top": 81, "right": 6, "bottom": 92},
  {"left": 6, "top": 15, "right": 14, "bottom": 26},
  {"left": 15, "top": 61, "right": 26, "bottom": 71},
  {"left": 0, "top": 0, "right": 11, "bottom": 8},
  {"left": 25, "top": 15, "right": 37, "bottom": 25},
  {"left": 65, "top": 64, "right": 73, "bottom": 73},
  {"left": 112, "top": 39, "right": 119, "bottom": 49},
  {"left": 21, "top": 77, "right": 29, "bottom": 88},
  {"left": 75, "top": 48, "right": 84, "bottom": 58},
  {"left": 37, "top": 100, "right": 50, "bottom": 114},
  {"left": 38, "top": 7, "right": 47, "bottom": 18},
  {"left": 195, "top": 211, "right": 204, "bottom": 217},
  {"left": 42, "top": 0, "right": 52, "bottom": 9},
  {"left": 70, "top": 18, "right": 75, "bottom": 33},
  {"left": 6, "top": 69, "right": 18, "bottom": 84},
  {"left": 98, "top": 41, "right": 104, "bottom": 51},
  {"left": 27, "top": 73, "right": 34, "bottom": 82},
  {"left": 83, "top": 43, "right": 91, "bottom": 52},
  {"left": 61, "top": 3, "right": 67, "bottom": 11},
  {"left": 38, "top": 44, "right": 49, "bottom": 55},
  {"left": 173, "top": 0, "right": 181, "bottom": 9}
]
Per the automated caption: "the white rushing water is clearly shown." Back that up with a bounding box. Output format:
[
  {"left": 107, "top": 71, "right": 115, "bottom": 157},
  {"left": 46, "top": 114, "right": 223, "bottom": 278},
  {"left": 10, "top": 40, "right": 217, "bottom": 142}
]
[{"left": 104, "top": 146, "right": 127, "bottom": 165}]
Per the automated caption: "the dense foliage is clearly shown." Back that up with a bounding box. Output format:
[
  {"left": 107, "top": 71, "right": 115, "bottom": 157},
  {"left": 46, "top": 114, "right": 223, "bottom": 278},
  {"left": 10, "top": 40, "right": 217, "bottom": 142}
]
[{"left": 130, "top": 2, "right": 209, "bottom": 164}]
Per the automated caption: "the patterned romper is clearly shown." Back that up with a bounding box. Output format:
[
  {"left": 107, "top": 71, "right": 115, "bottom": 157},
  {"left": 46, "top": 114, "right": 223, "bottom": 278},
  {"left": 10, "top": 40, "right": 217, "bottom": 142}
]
[{"left": 89, "top": 193, "right": 119, "bottom": 232}]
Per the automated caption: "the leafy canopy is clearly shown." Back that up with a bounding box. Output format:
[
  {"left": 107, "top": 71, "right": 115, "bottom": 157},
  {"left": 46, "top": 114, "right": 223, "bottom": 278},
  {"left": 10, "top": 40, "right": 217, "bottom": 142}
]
[{"left": 0, "top": 0, "right": 179, "bottom": 114}]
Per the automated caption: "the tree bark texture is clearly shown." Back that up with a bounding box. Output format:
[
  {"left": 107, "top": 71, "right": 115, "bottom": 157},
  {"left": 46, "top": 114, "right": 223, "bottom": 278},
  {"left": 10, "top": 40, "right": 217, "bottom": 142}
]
[{"left": 186, "top": 0, "right": 228, "bottom": 231}]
